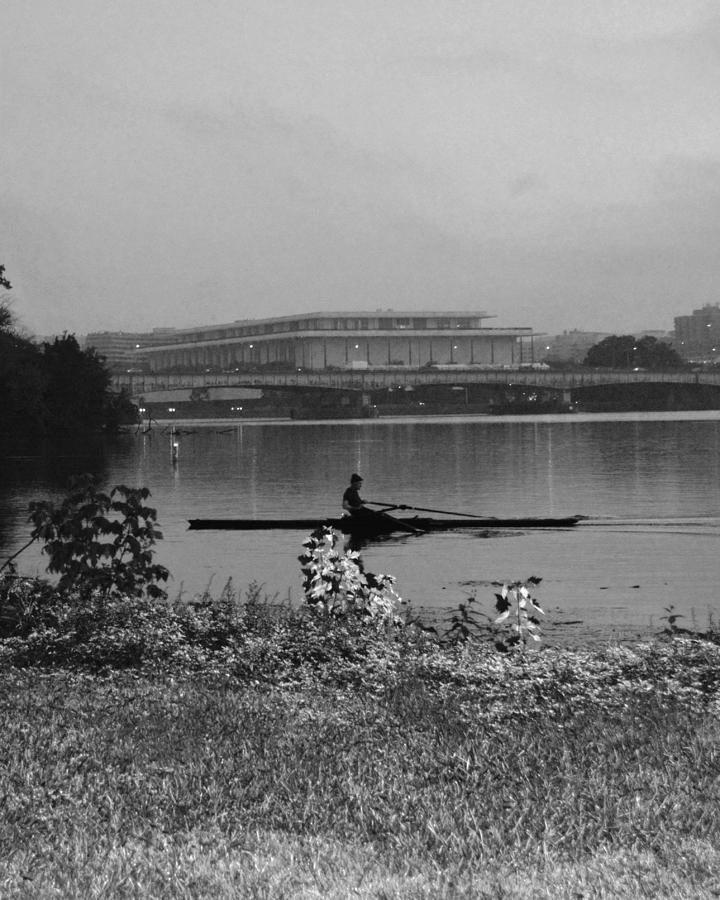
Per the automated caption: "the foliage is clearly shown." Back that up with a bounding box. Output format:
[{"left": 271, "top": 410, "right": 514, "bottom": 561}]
[
  {"left": 659, "top": 604, "right": 692, "bottom": 637},
  {"left": 443, "top": 577, "right": 546, "bottom": 649},
  {"left": 28, "top": 474, "right": 169, "bottom": 600},
  {"left": 584, "top": 334, "right": 684, "bottom": 369},
  {"left": 0, "top": 326, "right": 46, "bottom": 433},
  {"left": 0, "top": 270, "right": 48, "bottom": 434},
  {"left": 298, "top": 526, "right": 404, "bottom": 625},
  {"left": 442, "top": 594, "right": 490, "bottom": 644},
  {"left": 0, "top": 573, "right": 56, "bottom": 637},
  {"left": 40, "top": 334, "right": 115, "bottom": 431},
  {"left": 0, "top": 262, "right": 12, "bottom": 333},
  {"left": 493, "top": 576, "right": 544, "bottom": 649},
  {"left": 0, "top": 591, "right": 187, "bottom": 670},
  {"left": 101, "top": 385, "right": 139, "bottom": 429},
  {"left": 0, "top": 303, "right": 13, "bottom": 333},
  {"left": 0, "top": 271, "right": 133, "bottom": 437}
]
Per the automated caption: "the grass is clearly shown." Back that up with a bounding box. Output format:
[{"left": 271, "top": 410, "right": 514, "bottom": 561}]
[{"left": 1, "top": 625, "right": 720, "bottom": 898}]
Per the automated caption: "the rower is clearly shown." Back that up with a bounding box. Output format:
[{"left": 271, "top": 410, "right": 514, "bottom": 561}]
[
  {"left": 342, "top": 473, "right": 373, "bottom": 518},
  {"left": 342, "top": 474, "right": 425, "bottom": 535}
]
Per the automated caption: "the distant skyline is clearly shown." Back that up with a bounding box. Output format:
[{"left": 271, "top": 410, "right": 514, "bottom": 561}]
[{"left": 2, "top": 1, "right": 719, "bottom": 339}]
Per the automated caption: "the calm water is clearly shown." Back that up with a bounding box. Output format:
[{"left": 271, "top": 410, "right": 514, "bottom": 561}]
[{"left": 2, "top": 411, "right": 719, "bottom": 643}]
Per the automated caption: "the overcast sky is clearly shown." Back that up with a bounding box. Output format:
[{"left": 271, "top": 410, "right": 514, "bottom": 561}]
[{"left": 2, "top": 1, "right": 719, "bottom": 338}]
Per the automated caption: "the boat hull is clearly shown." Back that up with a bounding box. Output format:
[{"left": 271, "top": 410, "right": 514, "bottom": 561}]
[{"left": 187, "top": 515, "right": 584, "bottom": 535}]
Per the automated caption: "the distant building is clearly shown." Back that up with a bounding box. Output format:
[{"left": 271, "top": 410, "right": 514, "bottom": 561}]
[
  {"left": 141, "top": 311, "right": 534, "bottom": 372},
  {"left": 541, "top": 331, "right": 612, "bottom": 365},
  {"left": 638, "top": 330, "right": 673, "bottom": 341},
  {"left": 85, "top": 329, "right": 176, "bottom": 372},
  {"left": 542, "top": 329, "right": 674, "bottom": 365},
  {"left": 674, "top": 304, "right": 720, "bottom": 361}
]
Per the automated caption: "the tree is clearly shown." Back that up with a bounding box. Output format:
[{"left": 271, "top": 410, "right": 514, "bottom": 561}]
[
  {"left": 41, "top": 334, "right": 113, "bottom": 431},
  {"left": 633, "top": 335, "right": 685, "bottom": 369},
  {"left": 0, "top": 264, "right": 14, "bottom": 332},
  {"left": 0, "top": 265, "right": 137, "bottom": 438},
  {"left": 0, "top": 265, "right": 46, "bottom": 433},
  {"left": 584, "top": 335, "right": 684, "bottom": 370},
  {"left": 0, "top": 328, "right": 45, "bottom": 433}
]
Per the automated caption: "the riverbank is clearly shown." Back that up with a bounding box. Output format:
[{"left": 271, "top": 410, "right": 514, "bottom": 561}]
[{"left": 1, "top": 587, "right": 719, "bottom": 898}]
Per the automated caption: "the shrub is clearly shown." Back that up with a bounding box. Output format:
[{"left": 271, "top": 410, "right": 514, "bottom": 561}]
[
  {"left": 28, "top": 474, "right": 169, "bottom": 600},
  {"left": 298, "top": 526, "right": 404, "bottom": 625}
]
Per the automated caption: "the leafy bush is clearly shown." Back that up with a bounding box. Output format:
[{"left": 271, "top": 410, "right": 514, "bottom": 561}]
[
  {"left": 298, "top": 526, "right": 404, "bottom": 625},
  {"left": 28, "top": 474, "right": 169, "bottom": 599}
]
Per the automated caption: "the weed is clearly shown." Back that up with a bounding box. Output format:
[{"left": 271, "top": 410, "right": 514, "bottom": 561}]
[
  {"left": 442, "top": 594, "right": 491, "bottom": 644},
  {"left": 659, "top": 604, "right": 690, "bottom": 636},
  {"left": 493, "top": 576, "right": 545, "bottom": 650}
]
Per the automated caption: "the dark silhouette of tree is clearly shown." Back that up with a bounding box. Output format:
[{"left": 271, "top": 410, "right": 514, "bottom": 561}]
[
  {"left": 0, "top": 304, "right": 13, "bottom": 333},
  {"left": 584, "top": 335, "right": 684, "bottom": 369},
  {"left": 0, "top": 264, "right": 47, "bottom": 432},
  {"left": 0, "top": 328, "right": 46, "bottom": 433},
  {"left": 0, "top": 264, "right": 137, "bottom": 438},
  {"left": 41, "top": 335, "right": 113, "bottom": 431},
  {"left": 633, "top": 336, "right": 685, "bottom": 369},
  {"left": 1, "top": 265, "right": 14, "bottom": 333}
]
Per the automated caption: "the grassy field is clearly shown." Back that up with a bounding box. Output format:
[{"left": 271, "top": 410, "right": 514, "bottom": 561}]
[{"left": 1, "top": 608, "right": 720, "bottom": 899}]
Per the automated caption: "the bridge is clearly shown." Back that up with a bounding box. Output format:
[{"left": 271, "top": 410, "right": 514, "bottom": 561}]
[{"left": 113, "top": 368, "right": 720, "bottom": 401}]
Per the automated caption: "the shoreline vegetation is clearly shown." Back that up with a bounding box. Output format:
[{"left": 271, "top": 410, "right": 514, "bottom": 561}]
[
  {"left": 1, "top": 488, "right": 719, "bottom": 897},
  {"left": 1, "top": 590, "right": 719, "bottom": 899}
]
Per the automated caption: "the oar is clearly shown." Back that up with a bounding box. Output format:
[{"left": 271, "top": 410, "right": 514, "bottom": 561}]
[
  {"left": 366, "top": 500, "right": 493, "bottom": 521},
  {"left": 372, "top": 509, "right": 426, "bottom": 535}
]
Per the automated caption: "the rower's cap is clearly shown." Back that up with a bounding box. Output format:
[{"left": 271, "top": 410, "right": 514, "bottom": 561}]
[{"left": 350, "top": 473, "right": 363, "bottom": 483}]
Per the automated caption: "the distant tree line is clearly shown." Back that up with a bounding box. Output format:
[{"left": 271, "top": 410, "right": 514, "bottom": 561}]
[
  {"left": 583, "top": 335, "right": 684, "bottom": 370},
  {"left": 0, "top": 265, "right": 136, "bottom": 439}
]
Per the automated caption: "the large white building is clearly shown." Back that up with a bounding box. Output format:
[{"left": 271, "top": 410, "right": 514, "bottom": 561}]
[{"left": 142, "top": 311, "right": 534, "bottom": 372}]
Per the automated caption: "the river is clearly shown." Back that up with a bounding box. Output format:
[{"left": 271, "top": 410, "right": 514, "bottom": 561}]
[{"left": 2, "top": 411, "right": 719, "bottom": 644}]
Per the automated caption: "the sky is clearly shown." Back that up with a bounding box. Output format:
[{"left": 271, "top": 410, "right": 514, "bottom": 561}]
[{"left": 2, "top": 0, "right": 720, "bottom": 338}]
